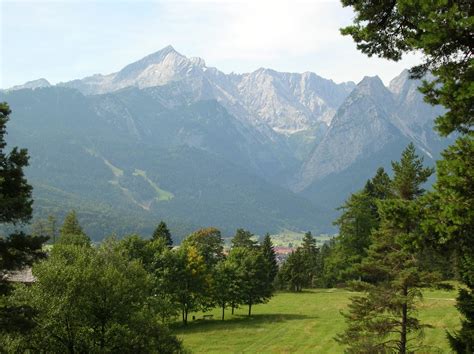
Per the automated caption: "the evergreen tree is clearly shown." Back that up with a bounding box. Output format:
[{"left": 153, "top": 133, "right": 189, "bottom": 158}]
[
  {"left": 330, "top": 168, "right": 392, "bottom": 284},
  {"left": 59, "top": 210, "right": 84, "bottom": 236},
  {"left": 231, "top": 228, "right": 258, "bottom": 249},
  {"left": 340, "top": 1, "right": 473, "bottom": 350},
  {"left": 422, "top": 136, "right": 474, "bottom": 351},
  {"left": 391, "top": 143, "right": 434, "bottom": 200},
  {"left": 301, "top": 232, "right": 320, "bottom": 287},
  {"left": 152, "top": 221, "right": 173, "bottom": 247},
  {"left": 0, "top": 103, "right": 33, "bottom": 224},
  {"left": 337, "top": 145, "right": 437, "bottom": 353},
  {"left": 57, "top": 211, "right": 90, "bottom": 247},
  {"left": 0, "top": 102, "right": 47, "bottom": 334},
  {"left": 278, "top": 248, "right": 306, "bottom": 292},
  {"left": 261, "top": 233, "right": 278, "bottom": 284}
]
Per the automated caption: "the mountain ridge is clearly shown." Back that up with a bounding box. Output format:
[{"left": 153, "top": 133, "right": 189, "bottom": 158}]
[{"left": 2, "top": 46, "right": 450, "bottom": 238}]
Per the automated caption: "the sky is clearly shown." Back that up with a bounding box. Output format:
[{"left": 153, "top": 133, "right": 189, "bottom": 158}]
[{"left": 0, "top": 0, "right": 422, "bottom": 89}]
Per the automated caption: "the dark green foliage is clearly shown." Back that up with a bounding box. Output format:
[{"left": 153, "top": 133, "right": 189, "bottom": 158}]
[
  {"left": 449, "top": 287, "right": 474, "bottom": 353},
  {"left": 278, "top": 248, "right": 306, "bottom": 292},
  {"left": 337, "top": 145, "right": 437, "bottom": 352},
  {"left": 341, "top": 1, "right": 473, "bottom": 349},
  {"left": 422, "top": 136, "right": 474, "bottom": 351},
  {"left": 0, "top": 102, "right": 47, "bottom": 335},
  {"left": 152, "top": 221, "right": 173, "bottom": 247},
  {"left": 325, "top": 168, "right": 392, "bottom": 286},
  {"left": 300, "top": 232, "right": 321, "bottom": 287},
  {"left": 261, "top": 233, "right": 278, "bottom": 284},
  {"left": 391, "top": 143, "right": 434, "bottom": 200},
  {"left": 231, "top": 228, "right": 258, "bottom": 249},
  {"left": 0, "top": 102, "right": 33, "bottom": 224}
]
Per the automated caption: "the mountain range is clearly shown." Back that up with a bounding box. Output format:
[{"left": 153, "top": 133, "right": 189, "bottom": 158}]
[{"left": 1, "top": 46, "right": 450, "bottom": 241}]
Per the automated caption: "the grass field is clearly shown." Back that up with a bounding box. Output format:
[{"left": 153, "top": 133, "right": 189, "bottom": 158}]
[
  {"left": 175, "top": 288, "right": 460, "bottom": 353},
  {"left": 269, "top": 231, "right": 335, "bottom": 248}
]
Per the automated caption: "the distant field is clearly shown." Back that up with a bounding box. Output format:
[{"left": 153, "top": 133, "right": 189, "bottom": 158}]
[
  {"left": 270, "top": 230, "right": 335, "bottom": 248},
  {"left": 175, "top": 288, "right": 460, "bottom": 353}
]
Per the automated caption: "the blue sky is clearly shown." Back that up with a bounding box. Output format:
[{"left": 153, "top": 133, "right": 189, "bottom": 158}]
[{"left": 0, "top": 0, "right": 421, "bottom": 88}]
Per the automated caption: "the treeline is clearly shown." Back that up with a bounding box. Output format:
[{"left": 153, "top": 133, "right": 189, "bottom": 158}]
[
  {"left": 2, "top": 208, "right": 279, "bottom": 352},
  {"left": 277, "top": 145, "right": 454, "bottom": 292}
]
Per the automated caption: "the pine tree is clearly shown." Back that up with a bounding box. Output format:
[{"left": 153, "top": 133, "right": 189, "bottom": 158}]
[
  {"left": 279, "top": 248, "right": 306, "bottom": 292},
  {"left": 261, "top": 233, "right": 278, "bottom": 284},
  {"left": 391, "top": 143, "right": 434, "bottom": 200},
  {"left": 0, "top": 103, "right": 33, "bottom": 224},
  {"left": 340, "top": 2, "right": 473, "bottom": 349},
  {"left": 422, "top": 136, "right": 474, "bottom": 351},
  {"left": 301, "top": 232, "right": 320, "bottom": 287},
  {"left": 338, "top": 145, "right": 437, "bottom": 353},
  {"left": 152, "top": 221, "right": 173, "bottom": 247},
  {"left": 60, "top": 210, "right": 84, "bottom": 236},
  {"left": 0, "top": 102, "right": 47, "bottom": 333},
  {"left": 57, "top": 210, "right": 90, "bottom": 246},
  {"left": 330, "top": 168, "right": 393, "bottom": 284}
]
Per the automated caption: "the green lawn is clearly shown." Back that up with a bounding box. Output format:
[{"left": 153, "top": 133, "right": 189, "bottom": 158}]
[{"left": 175, "top": 288, "right": 460, "bottom": 353}]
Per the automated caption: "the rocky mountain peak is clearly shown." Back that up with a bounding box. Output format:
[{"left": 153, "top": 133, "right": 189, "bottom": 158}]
[
  {"left": 388, "top": 69, "right": 410, "bottom": 96},
  {"left": 10, "top": 78, "right": 51, "bottom": 91},
  {"left": 356, "top": 75, "right": 385, "bottom": 93}
]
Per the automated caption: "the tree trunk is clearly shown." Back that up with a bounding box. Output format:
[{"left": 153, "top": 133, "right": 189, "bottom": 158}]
[
  {"left": 222, "top": 304, "right": 225, "bottom": 321},
  {"left": 184, "top": 306, "right": 188, "bottom": 325},
  {"left": 231, "top": 302, "right": 235, "bottom": 315},
  {"left": 400, "top": 285, "right": 408, "bottom": 354},
  {"left": 248, "top": 301, "right": 252, "bottom": 316},
  {"left": 100, "top": 322, "right": 105, "bottom": 349}
]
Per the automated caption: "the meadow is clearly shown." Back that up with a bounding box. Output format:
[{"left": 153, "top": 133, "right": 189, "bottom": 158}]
[{"left": 176, "top": 288, "right": 460, "bottom": 353}]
